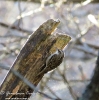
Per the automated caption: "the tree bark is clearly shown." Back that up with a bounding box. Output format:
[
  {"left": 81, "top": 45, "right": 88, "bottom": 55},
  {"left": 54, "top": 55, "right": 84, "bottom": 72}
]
[
  {"left": 0, "top": 19, "right": 71, "bottom": 99},
  {"left": 79, "top": 52, "right": 99, "bottom": 100}
]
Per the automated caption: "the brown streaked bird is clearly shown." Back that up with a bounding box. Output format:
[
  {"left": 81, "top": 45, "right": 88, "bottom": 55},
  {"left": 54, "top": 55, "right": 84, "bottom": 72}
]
[{"left": 38, "top": 49, "right": 64, "bottom": 76}]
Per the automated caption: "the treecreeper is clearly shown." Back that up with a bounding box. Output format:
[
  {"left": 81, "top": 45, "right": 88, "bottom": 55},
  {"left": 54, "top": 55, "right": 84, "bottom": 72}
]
[
  {"left": 0, "top": 19, "right": 71, "bottom": 99},
  {"left": 38, "top": 49, "right": 64, "bottom": 76}
]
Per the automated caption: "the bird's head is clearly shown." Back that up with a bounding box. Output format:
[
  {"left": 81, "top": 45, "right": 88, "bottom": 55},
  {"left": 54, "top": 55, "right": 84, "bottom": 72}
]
[{"left": 57, "top": 49, "right": 64, "bottom": 58}]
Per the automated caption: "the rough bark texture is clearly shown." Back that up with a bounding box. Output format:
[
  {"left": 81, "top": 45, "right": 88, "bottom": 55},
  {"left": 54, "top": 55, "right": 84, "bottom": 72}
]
[
  {"left": 79, "top": 52, "right": 99, "bottom": 100},
  {"left": 0, "top": 19, "right": 71, "bottom": 99}
]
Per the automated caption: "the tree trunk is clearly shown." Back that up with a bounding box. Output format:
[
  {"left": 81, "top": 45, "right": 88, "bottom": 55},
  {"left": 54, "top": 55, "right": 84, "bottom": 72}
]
[{"left": 79, "top": 52, "right": 99, "bottom": 100}]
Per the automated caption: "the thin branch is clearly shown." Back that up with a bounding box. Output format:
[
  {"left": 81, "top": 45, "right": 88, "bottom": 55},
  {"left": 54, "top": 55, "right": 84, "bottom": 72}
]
[
  {"left": 57, "top": 68, "right": 77, "bottom": 100},
  {"left": 0, "top": 22, "right": 32, "bottom": 34}
]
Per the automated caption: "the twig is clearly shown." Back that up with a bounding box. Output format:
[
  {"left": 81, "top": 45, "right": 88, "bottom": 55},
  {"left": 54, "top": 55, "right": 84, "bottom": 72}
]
[{"left": 57, "top": 68, "right": 77, "bottom": 100}]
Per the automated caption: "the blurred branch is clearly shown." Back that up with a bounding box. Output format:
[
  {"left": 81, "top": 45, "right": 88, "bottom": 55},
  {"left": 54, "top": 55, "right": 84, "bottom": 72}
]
[
  {"left": 88, "top": 14, "right": 99, "bottom": 27},
  {"left": 0, "top": 22, "right": 32, "bottom": 34},
  {"left": 73, "top": 45, "right": 97, "bottom": 56},
  {"left": 78, "top": 65, "right": 87, "bottom": 83},
  {"left": 51, "top": 76, "right": 90, "bottom": 83},
  {"left": 5, "top": 0, "right": 99, "bottom": 3},
  {"left": 17, "top": 0, "right": 23, "bottom": 28},
  {"left": 57, "top": 68, "right": 78, "bottom": 100},
  {"left": 46, "top": 85, "right": 61, "bottom": 100},
  {"left": 40, "top": 74, "right": 62, "bottom": 100}
]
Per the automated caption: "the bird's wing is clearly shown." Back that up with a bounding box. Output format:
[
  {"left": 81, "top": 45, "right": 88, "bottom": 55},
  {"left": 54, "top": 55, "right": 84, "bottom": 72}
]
[{"left": 46, "top": 54, "right": 58, "bottom": 68}]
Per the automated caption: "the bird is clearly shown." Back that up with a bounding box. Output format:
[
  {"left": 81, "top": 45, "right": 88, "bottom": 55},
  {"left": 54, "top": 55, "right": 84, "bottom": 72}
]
[
  {"left": 38, "top": 49, "right": 64, "bottom": 76},
  {"left": 45, "top": 49, "right": 64, "bottom": 72}
]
